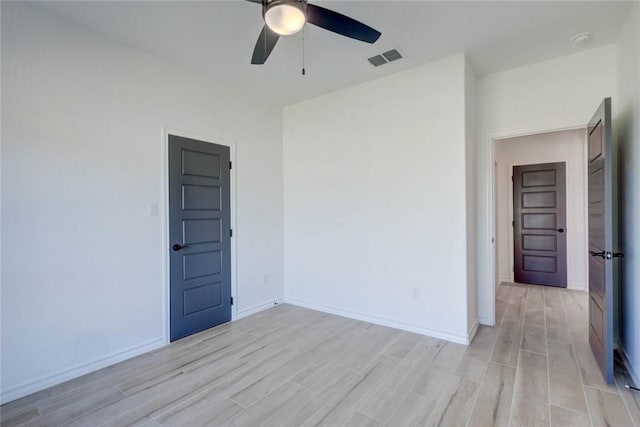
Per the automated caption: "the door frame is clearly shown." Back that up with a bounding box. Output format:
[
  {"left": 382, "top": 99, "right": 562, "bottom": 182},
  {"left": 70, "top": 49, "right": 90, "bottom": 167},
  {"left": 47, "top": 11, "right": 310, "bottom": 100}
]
[
  {"left": 483, "top": 123, "right": 587, "bottom": 326},
  {"left": 161, "top": 127, "right": 237, "bottom": 344}
]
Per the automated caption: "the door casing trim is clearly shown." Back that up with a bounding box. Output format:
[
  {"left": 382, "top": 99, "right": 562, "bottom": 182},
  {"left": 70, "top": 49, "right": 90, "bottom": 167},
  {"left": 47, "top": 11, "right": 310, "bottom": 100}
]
[{"left": 161, "top": 127, "right": 237, "bottom": 344}]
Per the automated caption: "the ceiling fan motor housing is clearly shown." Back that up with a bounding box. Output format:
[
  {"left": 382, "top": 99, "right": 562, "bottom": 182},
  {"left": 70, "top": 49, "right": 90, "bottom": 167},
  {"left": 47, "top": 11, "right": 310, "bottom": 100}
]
[
  {"left": 263, "top": 0, "right": 308, "bottom": 36},
  {"left": 262, "top": 0, "right": 308, "bottom": 14}
]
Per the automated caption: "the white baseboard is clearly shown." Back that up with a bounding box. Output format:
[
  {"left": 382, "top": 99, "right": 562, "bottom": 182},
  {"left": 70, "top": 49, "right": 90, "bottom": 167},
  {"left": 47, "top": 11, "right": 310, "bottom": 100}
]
[
  {"left": 620, "top": 346, "right": 640, "bottom": 387},
  {"left": 0, "top": 337, "right": 166, "bottom": 405},
  {"left": 467, "top": 319, "right": 479, "bottom": 343},
  {"left": 235, "top": 298, "right": 284, "bottom": 320},
  {"left": 478, "top": 316, "right": 494, "bottom": 326},
  {"left": 284, "top": 297, "right": 471, "bottom": 345}
]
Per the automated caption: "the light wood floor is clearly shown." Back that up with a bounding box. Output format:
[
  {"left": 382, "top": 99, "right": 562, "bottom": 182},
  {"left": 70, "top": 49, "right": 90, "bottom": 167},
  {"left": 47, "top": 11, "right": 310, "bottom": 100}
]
[{"left": 2, "top": 283, "right": 640, "bottom": 427}]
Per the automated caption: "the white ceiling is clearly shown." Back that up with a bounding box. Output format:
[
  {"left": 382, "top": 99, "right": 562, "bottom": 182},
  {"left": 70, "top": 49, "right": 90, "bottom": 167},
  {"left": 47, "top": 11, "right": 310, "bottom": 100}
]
[{"left": 37, "top": 1, "right": 632, "bottom": 107}]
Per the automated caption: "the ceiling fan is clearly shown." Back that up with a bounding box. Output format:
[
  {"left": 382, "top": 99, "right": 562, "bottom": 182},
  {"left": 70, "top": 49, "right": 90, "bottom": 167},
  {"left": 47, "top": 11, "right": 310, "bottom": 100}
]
[{"left": 246, "top": 0, "right": 382, "bottom": 64}]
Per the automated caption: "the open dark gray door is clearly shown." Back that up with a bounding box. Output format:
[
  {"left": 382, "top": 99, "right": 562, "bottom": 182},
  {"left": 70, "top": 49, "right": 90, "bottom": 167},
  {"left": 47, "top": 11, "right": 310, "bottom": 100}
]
[
  {"left": 169, "top": 135, "right": 232, "bottom": 341},
  {"left": 588, "top": 98, "right": 619, "bottom": 384}
]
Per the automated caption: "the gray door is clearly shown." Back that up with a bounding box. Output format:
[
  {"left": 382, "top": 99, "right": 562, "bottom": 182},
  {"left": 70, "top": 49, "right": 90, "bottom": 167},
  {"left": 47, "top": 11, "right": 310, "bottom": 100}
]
[
  {"left": 169, "top": 135, "right": 232, "bottom": 341},
  {"left": 513, "top": 162, "right": 567, "bottom": 287},
  {"left": 588, "top": 98, "right": 618, "bottom": 384}
]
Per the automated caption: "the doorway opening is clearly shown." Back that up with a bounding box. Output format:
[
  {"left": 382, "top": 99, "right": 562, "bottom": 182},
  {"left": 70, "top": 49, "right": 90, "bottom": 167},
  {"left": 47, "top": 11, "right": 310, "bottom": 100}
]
[
  {"left": 486, "top": 98, "right": 621, "bottom": 387},
  {"left": 493, "top": 129, "right": 589, "bottom": 291}
]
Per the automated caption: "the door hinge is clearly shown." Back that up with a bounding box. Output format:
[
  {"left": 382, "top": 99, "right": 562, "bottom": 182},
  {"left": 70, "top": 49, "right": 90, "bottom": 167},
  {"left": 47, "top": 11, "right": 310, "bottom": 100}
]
[
  {"left": 512, "top": 220, "right": 514, "bottom": 227},
  {"left": 230, "top": 229, "right": 233, "bottom": 238},
  {"left": 230, "top": 297, "right": 234, "bottom": 306},
  {"left": 229, "top": 161, "right": 232, "bottom": 170},
  {"left": 511, "top": 175, "right": 513, "bottom": 181}
]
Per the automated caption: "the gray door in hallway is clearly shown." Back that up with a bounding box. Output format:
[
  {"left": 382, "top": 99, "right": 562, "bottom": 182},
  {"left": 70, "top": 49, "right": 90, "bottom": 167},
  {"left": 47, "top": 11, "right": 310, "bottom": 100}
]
[
  {"left": 513, "top": 162, "right": 568, "bottom": 287},
  {"left": 169, "top": 135, "right": 232, "bottom": 341},
  {"left": 588, "top": 97, "right": 618, "bottom": 384}
]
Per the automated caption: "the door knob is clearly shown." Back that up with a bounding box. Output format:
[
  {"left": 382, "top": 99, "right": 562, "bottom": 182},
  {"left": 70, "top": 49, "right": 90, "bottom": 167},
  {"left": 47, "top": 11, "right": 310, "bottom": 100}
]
[
  {"left": 557, "top": 228, "right": 565, "bottom": 233},
  {"left": 590, "top": 251, "right": 624, "bottom": 259},
  {"left": 172, "top": 244, "right": 189, "bottom": 251}
]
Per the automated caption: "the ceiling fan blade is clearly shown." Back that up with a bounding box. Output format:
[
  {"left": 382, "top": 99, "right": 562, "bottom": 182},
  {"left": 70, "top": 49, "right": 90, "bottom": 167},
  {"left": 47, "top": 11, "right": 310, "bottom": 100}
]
[
  {"left": 251, "top": 25, "right": 279, "bottom": 64},
  {"left": 306, "top": 4, "right": 381, "bottom": 44},
  {"left": 244, "top": 0, "right": 262, "bottom": 3}
]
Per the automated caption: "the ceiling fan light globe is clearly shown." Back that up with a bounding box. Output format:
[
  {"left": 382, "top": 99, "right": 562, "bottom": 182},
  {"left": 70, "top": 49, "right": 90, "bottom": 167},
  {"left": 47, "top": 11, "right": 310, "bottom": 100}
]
[{"left": 264, "top": 4, "right": 306, "bottom": 36}]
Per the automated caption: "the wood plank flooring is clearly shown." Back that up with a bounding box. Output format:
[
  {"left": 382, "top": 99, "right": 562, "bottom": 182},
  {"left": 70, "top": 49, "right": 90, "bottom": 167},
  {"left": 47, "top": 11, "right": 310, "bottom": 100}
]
[{"left": 2, "top": 283, "right": 639, "bottom": 426}]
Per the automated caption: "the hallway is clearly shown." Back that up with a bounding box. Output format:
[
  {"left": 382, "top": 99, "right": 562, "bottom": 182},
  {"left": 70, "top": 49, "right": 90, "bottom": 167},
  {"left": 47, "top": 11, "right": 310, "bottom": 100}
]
[{"left": 489, "top": 282, "right": 640, "bottom": 426}]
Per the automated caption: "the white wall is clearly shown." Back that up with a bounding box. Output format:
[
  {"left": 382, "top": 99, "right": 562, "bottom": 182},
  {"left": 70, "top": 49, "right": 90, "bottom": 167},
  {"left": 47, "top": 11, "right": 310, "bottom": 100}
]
[
  {"left": 616, "top": 3, "right": 640, "bottom": 384},
  {"left": 1, "top": 3, "right": 284, "bottom": 403},
  {"left": 495, "top": 129, "right": 588, "bottom": 291},
  {"left": 476, "top": 45, "right": 617, "bottom": 324},
  {"left": 283, "top": 54, "right": 475, "bottom": 344}
]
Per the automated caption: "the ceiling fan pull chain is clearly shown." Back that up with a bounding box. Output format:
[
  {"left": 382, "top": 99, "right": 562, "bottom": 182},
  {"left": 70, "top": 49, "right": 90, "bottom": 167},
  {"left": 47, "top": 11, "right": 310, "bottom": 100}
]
[{"left": 301, "top": 27, "right": 306, "bottom": 76}]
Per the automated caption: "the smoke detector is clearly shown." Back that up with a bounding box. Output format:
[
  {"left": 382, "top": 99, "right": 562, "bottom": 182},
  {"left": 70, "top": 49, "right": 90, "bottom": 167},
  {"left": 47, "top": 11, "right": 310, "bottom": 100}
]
[{"left": 571, "top": 32, "right": 592, "bottom": 46}]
